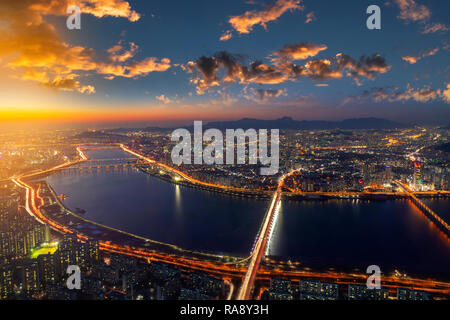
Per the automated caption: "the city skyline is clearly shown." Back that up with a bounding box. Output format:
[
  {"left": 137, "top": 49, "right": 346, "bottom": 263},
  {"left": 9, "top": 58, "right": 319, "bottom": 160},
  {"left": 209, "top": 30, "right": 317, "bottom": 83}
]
[{"left": 0, "top": 0, "right": 449, "bottom": 305}]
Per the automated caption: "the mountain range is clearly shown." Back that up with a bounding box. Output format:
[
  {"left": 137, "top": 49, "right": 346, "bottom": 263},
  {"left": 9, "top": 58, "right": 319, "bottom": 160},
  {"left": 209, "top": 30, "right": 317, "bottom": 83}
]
[
  {"left": 107, "top": 117, "right": 408, "bottom": 133},
  {"left": 204, "top": 117, "right": 407, "bottom": 130}
]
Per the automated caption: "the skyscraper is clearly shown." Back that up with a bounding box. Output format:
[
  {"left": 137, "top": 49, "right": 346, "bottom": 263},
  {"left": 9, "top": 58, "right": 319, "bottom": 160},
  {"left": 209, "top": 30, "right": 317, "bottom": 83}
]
[
  {"left": 385, "top": 165, "right": 392, "bottom": 183},
  {"left": 413, "top": 162, "right": 422, "bottom": 189}
]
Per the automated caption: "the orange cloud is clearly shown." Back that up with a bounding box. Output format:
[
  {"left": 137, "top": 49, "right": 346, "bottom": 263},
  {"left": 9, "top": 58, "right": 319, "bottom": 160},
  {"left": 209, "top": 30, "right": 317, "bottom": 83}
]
[
  {"left": 401, "top": 47, "right": 439, "bottom": 64},
  {"left": 271, "top": 42, "right": 327, "bottom": 61},
  {"left": 305, "top": 12, "right": 316, "bottom": 24},
  {"left": 155, "top": 94, "right": 172, "bottom": 104},
  {"left": 0, "top": 0, "right": 170, "bottom": 94},
  {"left": 219, "top": 30, "right": 233, "bottom": 41},
  {"left": 108, "top": 41, "right": 139, "bottom": 62},
  {"left": 422, "top": 23, "right": 449, "bottom": 34},
  {"left": 442, "top": 84, "right": 450, "bottom": 103},
  {"left": 393, "top": 0, "right": 431, "bottom": 22},
  {"left": 41, "top": 75, "right": 96, "bottom": 94},
  {"left": 423, "top": 47, "right": 439, "bottom": 57},
  {"left": 28, "top": 0, "right": 140, "bottom": 22},
  {"left": 394, "top": 85, "right": 440, "bottom": 103},
  {"left": 402, "top": 56, "right": 420, "bottom": 64},
  {"left": 78, "top": 0, "right": 140, "bottom": 21},
  {"left": 99, "top": 57, "right": 172, "bottom": 79},
  {"left": 304, "top": 59, "right": 342, "bottom": 80},
  {"left": 228, "top": 0, "right": 303, "bottom": 34}
]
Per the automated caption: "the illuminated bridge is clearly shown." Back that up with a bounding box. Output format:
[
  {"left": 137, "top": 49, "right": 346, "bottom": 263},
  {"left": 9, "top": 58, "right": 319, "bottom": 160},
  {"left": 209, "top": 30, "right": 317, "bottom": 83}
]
[
  {"left": 55, "top": 158, "right": 151, "bottom": 171},
  {"left": 396, "top": 181, "right": 450, "bottom": 236},
  {"left": 237, "top": 172, "right": 292, "bottom": 300}
]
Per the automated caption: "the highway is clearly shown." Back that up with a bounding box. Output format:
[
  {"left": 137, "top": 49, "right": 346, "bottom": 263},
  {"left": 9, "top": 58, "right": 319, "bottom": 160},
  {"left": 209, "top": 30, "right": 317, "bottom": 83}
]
[
  {"left": 225, "top": 280, "right": 234, "bottom": 300},
  {"left": 120, "top": 144, "right": 268, "bottom": 195}
]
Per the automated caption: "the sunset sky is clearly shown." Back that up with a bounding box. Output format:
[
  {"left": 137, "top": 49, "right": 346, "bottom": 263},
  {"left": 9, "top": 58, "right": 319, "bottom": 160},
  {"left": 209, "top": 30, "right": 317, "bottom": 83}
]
[{"left": 0, "top": 0, "right": 449, "bottom": 127}]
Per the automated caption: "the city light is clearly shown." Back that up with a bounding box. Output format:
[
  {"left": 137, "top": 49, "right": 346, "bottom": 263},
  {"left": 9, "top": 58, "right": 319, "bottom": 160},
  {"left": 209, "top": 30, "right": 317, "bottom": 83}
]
[{"left": 0, "top": 0, "right": 448, "bottom": 307}]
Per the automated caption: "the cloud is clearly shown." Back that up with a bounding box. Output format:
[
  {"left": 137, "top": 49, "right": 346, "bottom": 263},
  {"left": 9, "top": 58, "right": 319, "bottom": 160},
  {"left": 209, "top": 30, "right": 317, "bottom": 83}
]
[
  {"left": 345, "top": 84, "right": 448, "bottom": 104},
  {"left": 271, "top": 42, "right": 327, "bottom": 61},
  {"left": 101, "top": 57, "right": 171, "bottom": 79},
  {"left": 108, "top": 41, "right": 139, "bottom": 62},
  {"left": 14, "top": 0, "right": 140, "bottom": 24},
  {"left": 156, "top": 94, "right": 172, "bottom": 104},
  {"left": 301, "top": 54, "right": 391, "bottom": 84},
  {"left": 305, "top": 12, "right": 316, "bottom": 24},
  {"left": 77, "top": 0, "right": 141, "bottom": 21},
  {"left": 389, "top": 85, "right": 439, "bottom": 103},
  {"left": 219, "top": 30, "right": 233, "bottom": 41},
  {"left": 402, "top": 56, "right": 420, "bottom": 64},
  {"left": 41, "top": 75, "right": 96, "bottom": 94},
  {"left": 422, "top": 23, "right": 449, "bottom": 34},
  {"left": 329, "top": 53, "right": 391, "bottom": 84},
  {"left": 303, "top": 59, "right": 341, "bottom": 80},
  {"left": 187, "top": 51, "right": 298, "bottom": 94},
  {"left": 245, "top": 88, "right": 287, "bottom": 102},
  {"left": 186, "top": 47, "right": 390, "bottom": 94},
  {"left": 299, "top": 54, "right": 391, "bottom": 85},
  {"left": 227, "top": 0, "right": 303, "bottom": 34},
  {"left": 393, "top": 0, "right": 431, "bottom": 23},
  {"left": 0, "top": 0, "right": 170, "bottom": 94},
  {"left": 391, "top": 1, "right": 449, "bottom": 37},
  {"left": 401, "top": 47, "right": 439, "bottom": 64},
  {"left": 423, "top": 47, "right": 439, "bottom": 57},
  {"left": 442, "top": 84, "right": 450, "bottom": 103}
]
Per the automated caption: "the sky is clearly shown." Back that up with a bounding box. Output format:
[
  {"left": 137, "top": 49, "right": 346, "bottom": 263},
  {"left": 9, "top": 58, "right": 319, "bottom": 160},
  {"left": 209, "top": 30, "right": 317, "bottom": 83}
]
[{"left": 0, "top": 0, "right": 449, "bottom": 127}]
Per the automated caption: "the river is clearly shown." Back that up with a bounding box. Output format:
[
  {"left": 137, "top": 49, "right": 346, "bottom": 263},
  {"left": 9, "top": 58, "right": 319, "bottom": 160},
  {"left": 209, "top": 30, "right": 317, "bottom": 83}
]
[{"left": 46, "top": 147, "right": 450, "bottom": 279}]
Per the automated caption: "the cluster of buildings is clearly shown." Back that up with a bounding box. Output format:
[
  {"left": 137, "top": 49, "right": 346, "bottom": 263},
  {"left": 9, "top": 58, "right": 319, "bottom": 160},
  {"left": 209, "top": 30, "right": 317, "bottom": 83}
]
[
  {"left": 1, "top": 233, "right": 227, "bottom": 300},
  {"left": 127, "top": 135, "right": 278, "bottom": 190},
  {"left": 124, "top": 126, "right": 449, "bottom": 193},
  {"left": 0, "top": 190, "right": 227, "bottom": 300},
  {"left": 0, "top": 134, "right": 79, "bottom": 181},
  {"left": 280, "top": 128, "right": 449, "bottom": 192},
  {"left": 0, "top": 206, "right": 50, "bottom": 261},
  {"left": 264, "top": 278, "right": 433, "bottom": 301},
  {"left": 0, "top": 203, "right": 100, "bottom": 300}
]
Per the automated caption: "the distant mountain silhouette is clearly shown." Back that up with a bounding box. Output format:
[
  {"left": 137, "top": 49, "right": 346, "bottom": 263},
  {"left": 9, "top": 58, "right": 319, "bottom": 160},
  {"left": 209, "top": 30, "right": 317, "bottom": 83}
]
[
  {"left": 105, "top": 117, "right": 408, "bottom": 133},
  {"left": 205, "top": 117, "right": 407, "bottom": 130},
  {"left": 108, "top": 126, "right": 170, "bottom": 133},
  {"left": 72, "top": 131, "right": 129, "bottom": 142}
]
